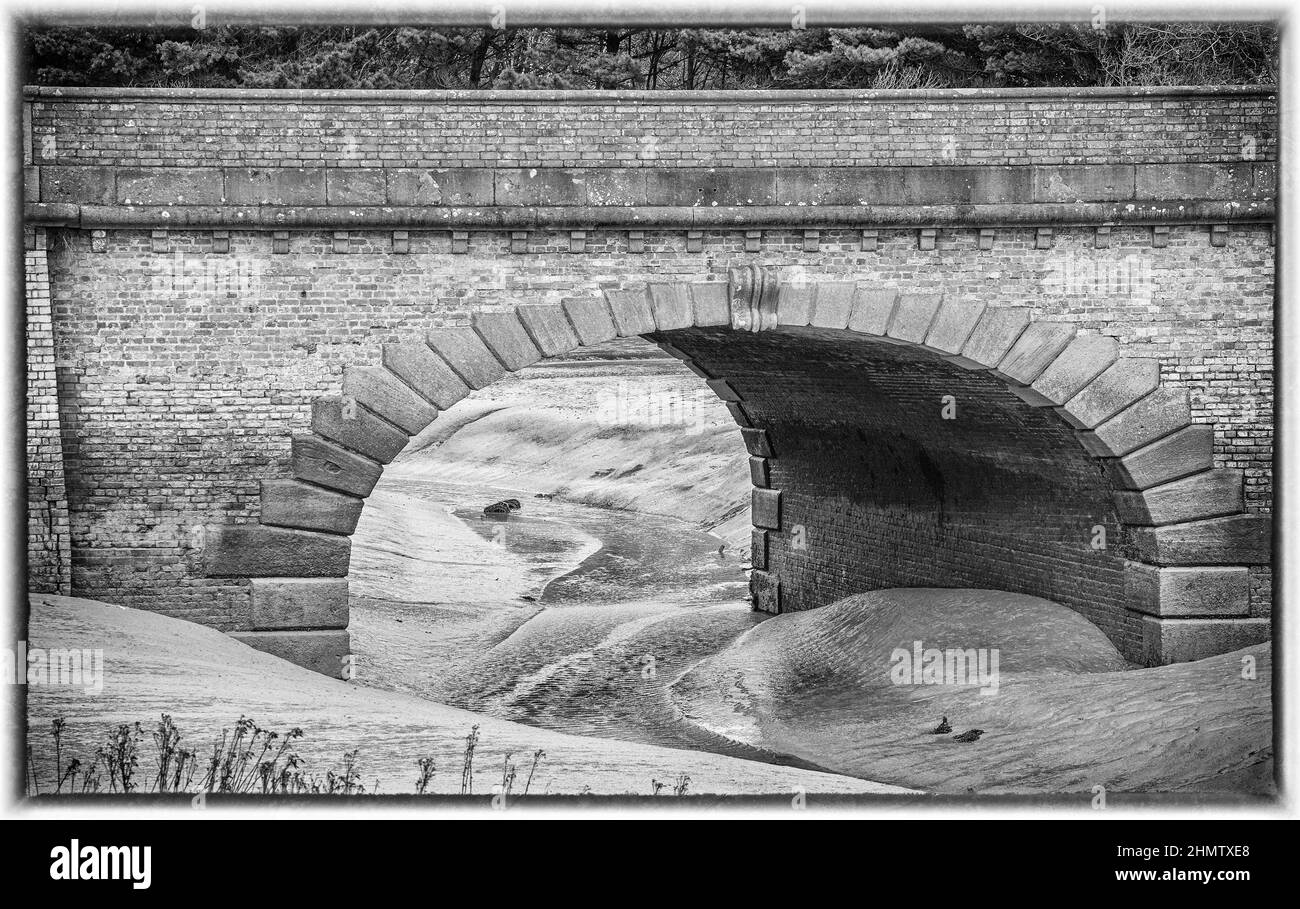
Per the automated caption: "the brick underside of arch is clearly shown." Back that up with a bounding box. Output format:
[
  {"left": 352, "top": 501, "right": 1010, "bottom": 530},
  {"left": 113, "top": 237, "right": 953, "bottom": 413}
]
[{"left": 203, "top": 277, "right": 1272, "bottom": 675}]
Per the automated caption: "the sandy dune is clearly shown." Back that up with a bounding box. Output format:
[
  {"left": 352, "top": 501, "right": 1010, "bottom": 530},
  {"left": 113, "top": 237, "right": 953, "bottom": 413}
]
[
  {"left": 670, "top": 589, "right": 1274, "bottom": 794},
  {"left": 25, "top": 594, "right": 910, "bottom": 797}
]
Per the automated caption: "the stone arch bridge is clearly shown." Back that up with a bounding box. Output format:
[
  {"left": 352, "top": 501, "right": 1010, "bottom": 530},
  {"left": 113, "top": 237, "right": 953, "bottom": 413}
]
[{"left": 23, "top": 86, "right": 1275, "bottom": 675}]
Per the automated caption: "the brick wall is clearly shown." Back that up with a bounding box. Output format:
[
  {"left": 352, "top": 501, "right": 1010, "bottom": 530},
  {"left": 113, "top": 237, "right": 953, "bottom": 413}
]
[
  {"left": 26, "top": 227, "right": 71, "bottom": 594},
  {"left": 666, "top": 325, "right": 1143, "bottom": 658},
  {"left": 27, "top": 88, "right": 1276, "bottom": 169},
  {"left": 43, "top": 223, "right": 1272, "bottom": 639}
]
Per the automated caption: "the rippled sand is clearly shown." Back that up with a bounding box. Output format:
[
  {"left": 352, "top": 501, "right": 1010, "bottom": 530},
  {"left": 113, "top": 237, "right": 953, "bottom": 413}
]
[
  {"left": 670, "top": 590, "right": 1273, "bottom": 794},
  {"left": 26, "top": 594, "right": 909, "bottom": 797}
]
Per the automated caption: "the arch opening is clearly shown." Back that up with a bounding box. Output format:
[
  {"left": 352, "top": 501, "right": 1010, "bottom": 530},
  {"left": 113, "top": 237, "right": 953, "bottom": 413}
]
[{"left": 207, "top": 271, "right": 1271, "bottom": 674}]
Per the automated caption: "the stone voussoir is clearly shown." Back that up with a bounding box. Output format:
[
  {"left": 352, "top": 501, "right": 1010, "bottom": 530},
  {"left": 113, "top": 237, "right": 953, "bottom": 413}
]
[
  {"left": 847, "top": 286, "right": 899, "bottom": 337},
  {"left": 291, "top": 433, "right": 383, "bottom": 498},
  {"left": 690, "top": 283, "right": 731, "bottom": 327},
  {"left": 948, "top": 306, "right": 1030, "bottom": 369},
  {"left": 776, "top": 283, "right": 815, "bottom": 327},
  {"left": 382, "top": 341, "right": 470, "bottom": 410},
  {"left": 992, "top": 321, "right": 1078, "bottom": 386},
  {"left": 1102, "top": 423, "right": 1215, "bottom": 490},
  {"left": 604, "top": 288, "right": 656, "bottom": 337},
  {"left": 647, "top": 283, "right": 695, "bottom": 331},
  {"left": 260, "top": 478, "right": 364, "bottom": 535},
  {"left": 561, "top": 296, "right": 619, "bottom": 344},
  {"left": 808, "top": 281, "right": 857, "bottom": 330},
  {"left": 311, "top": 397, "right": 409, "bottom": 465},
  {"left": 515, "top": 302, "right": 581, "bottom": 357},
  {"left": 1059, "top": 357, "right": 1161, "bottom": 429},
  {"left": 342, "top": 365, "right": 438, "bottom": 435},
  {"left": 921, "top": 297, "right": 986, "bottom": 356},
  {"left": 472, "top": 311, "right": 542, "bottom": 371},
  {"left": 886, "top": 292, "right": 944, "bottom": 344},
  {"left": 1017, "top": 333, "right": 1120, "bottom": 407},
  {"left": 1078, "top": 386, "right": 1192, "bottom": 458},
  {"left": 425, "top": 326, "right": 507, "bottom": 390}
]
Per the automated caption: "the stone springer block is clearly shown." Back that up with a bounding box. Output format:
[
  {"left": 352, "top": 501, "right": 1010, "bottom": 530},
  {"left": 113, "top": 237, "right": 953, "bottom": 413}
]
[
  {"left": 204, "top": 525, "right": 351, "bottom": 578},
  {"left": 230, "top": 629, "right": 352, "bottom": 678},
  {"left": 249, "top": 578, "right": 350, "bottom": 630}
]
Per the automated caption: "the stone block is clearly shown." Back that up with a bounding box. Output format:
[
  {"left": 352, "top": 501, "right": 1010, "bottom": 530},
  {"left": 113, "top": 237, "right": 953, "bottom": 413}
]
[
  {"left": 1134, "top": 162, "right": 1255, "bottom": 201},
  {"left": 515, "top": 303, "right": 581, "bottom": 357},
  {"left": 776, "top": 284, "right": 815, "bottom": 327},
  {"left": 204, "top": 525, "right": 350, "bottom": 577},
  {"left": 472, "top": 311, "right": 541, "bottom": 371},
  {"left": 260, "top": 479, "right": 364, "bottom": 534},
  {"left": 604, "top": 289, "right": 656, "bottom": 337},
  {"left": 751, "top": 570, "right": 781, "bottom": 614},
  {"left": 326, "top": 169, "right": 387, "bottom": 205},
  {"left": 886, "top": 293, "right": 944, "bottom": 344},
  {"left": 752, "top": 530, "right": 769, "bottom": 570},
  {"left": 1021, "top": 334, "right": 1120, "bottom": 407},
  {"left": 426, "top": 327, "right": 507, "bottom": 389},
  {"left": 117, "top": 167, "right": 223, "bottom": 204},
  {"left": 648, "top": 284, "right": 694, "bottom": 331},
  {"left": 342, "top": 366, "right": 438, "bottom": 435},
  {"left": 949, "top": 307, "right": 1030, "bottom": 369},
  {"left": 1141, "top": 616, "right": 1270, "bottom": 665},
  {"left": 691, "top": 283, "right": 731, "bottom": 327},
  {"left": 250, "top": 578, "right": 350, "bottom": 629},
  {"left": 311, "top": 397, "right": 409, "bottom": 465},
  {"left": 1114, "top": 469, "right": 1243, "bottom": 526},
  {"left": 382, "top": 342, "right": 470, "bottom": 409},
  {"left": 644, "top": 167, "right": 778, "bottom": 206},
  {"left": 1125, "top": 563, "right": 1250, "bottom": 618},
  {"left": 726, "top": 402, "right": 750, "bottom": 426},
  {"left": 385, "top": 168, "right": 494, "bottom": 206},
  {"left": 224, "top": 167, "right": 327, "bottom": 205},
  {"left": 39, "top": 166, "right": 115, "bottom": 204},
  {"left": 1031, "top": 164, "right": 1135, "bottom": 202},
  {"left": 1059, "top": 358, "right": 1161, "bottom": 429},
  {"left": 993, "top": 322, "right": 1077, "bottom": 385},
  {"left": 809, "top": 282, "right": 856, "bottom": 330},
  {"left": 562, "top": 297, "right": 618, "bottom": 345},
  {"left": 847, "top": 287, "right": 899, "bottom": 336},
  {"left": 1081, "top": 387, "right": 1192, "bottom": 457},
  {"left": 749, "top": 456, "right": 769, "bottom": 488},
  {"left": 1103, "top": 424, "right": 1214, "bottom": 490},
  {"left": 921, "top": 298, "right": 986, "bottom": 356},
  {"left": 1132, "top": 514, "right": 1271, "bottom": 566},
  {"left": 292, "top": 434, "right": 383, "bottom": 497},
  {"left": 575, "top": 169, "right": 648, "bottom": 206},
  {"left": 496, "top": 168, "right": 586, "bottom": 206},
  {"left": 229, "top": 630, "right": 351, "bottom": 678},
  {"left": 742, "top": 427, "right": 774, "bottom": 458}
]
